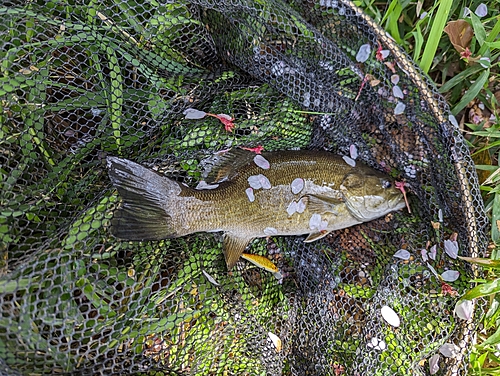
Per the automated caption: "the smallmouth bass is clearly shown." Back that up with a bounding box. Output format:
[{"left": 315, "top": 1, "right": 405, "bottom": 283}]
[{"left": 107, "top": 149, "right": 406, "bottom": 269}]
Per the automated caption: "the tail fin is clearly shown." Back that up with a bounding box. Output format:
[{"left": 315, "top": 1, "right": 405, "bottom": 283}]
[{"left": 107, "top": 157, "right": 182, "bottom": 241}]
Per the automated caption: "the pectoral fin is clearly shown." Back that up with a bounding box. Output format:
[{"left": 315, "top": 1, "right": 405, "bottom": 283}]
[
  {"left": 303, "top": 194, "right": 343, "bottom": 214},
  {"left": 223, "top": 234, "right": 253, "bottom": 270},
  {"left": 304, "top": 230, "right": 331, "bottom": 242}
]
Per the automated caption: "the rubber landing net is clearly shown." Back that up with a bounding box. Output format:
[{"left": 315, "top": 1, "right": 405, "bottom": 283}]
[{"left": 0, "top": 0, "right": 489, "bottom": 375}]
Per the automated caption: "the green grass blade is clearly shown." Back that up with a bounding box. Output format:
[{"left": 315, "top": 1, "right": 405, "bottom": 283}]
[
  {"left": 420, "top": 0, "right": 453, "bottom": 73},
  {"left": 451, "top": 68, "right": 489, "bottom": 115}
]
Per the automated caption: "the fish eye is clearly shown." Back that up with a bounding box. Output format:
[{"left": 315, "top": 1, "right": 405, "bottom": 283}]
[{"left": 382, "top": 180, "right": 391, "bottom": 189}]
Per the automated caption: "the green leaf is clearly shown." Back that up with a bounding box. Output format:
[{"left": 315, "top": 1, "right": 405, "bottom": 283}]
[
  {"left": 459, "top": 256, "right": 500, "bottom": 269},
  {"left": 480, "top": 324, "right": 500, "bottom": 346},
  {"left": 451, "top": 68, "right": 489, "bottom": 115},
  {"left": 470, "top": 13, "right": 486, "bottom": 46},
  {"left": 420, "top": 0, "right": 453, "bottom": 73},
  {"left": 493, "top": 193, "right": 500, "bottom": 244},
  {"left": 462, "top": 278, "right": 500, "bottom": 300}
]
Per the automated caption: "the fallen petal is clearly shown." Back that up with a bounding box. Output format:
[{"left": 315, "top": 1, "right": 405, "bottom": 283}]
[
  {"left": 441, "top": 270, "right": 460, "bottom": 282},
  {"left": 202, "top": 269, "right": 220, "bottom": 286},
  {"left": 429, "top": 354, "right": 440, "bottom": 375},
  {"left": 296, "top": 198, "right": 306, "bottom": 213},
  {"left": 349, "top": 144, "right": 358, "bottom": 160},
  {"left": 394, "top": 101, "right": 406, "bottom": 115},
  {"left": 196, "top": 181, "right": 219, "bottom": 190},
  {"left": 393, "top": 85, "right": 404, "bottom": 99},
  {"left": 319, "top": 219, "right": 329, "bottom": 231},
  {"left": 454, "top": 300, "right": 474, "bottom": 320},
  {"left": 356, "top": 43, "right": 371, "bottom": 63},
  {"left": 183, "top": 108, "right": 207, "bottom": 119},
  {"left": 429, "top": 244, "right": 437, "bottom": 260},
  {"left": 264, "top": 227, "right": 278, "bottom": 236},
  {"left": 216, "top": 113, "right": 232, "bottom": 120},
  {"left": 268, "top": 332, "right": 282, "bottom": 352},
  {"left": 380, "top": 50, "right": 390, "bottom": 59},
  {"left": 291, "top": 178, "right": 305, "bottom": 194},
  {"left": 248, "top": 175, "right": 262, "bottom": 189},
  {"left": 343, "top": 155, "right": 356, "bottom": 167},
  {"left": 246, "top": 187, "right": 255, "bottom": 202},
  {"left": 381, "top": 305, "right": 401, "bottom": 327},
  {"left": 421, "top": 249, "right": 428, "bottom": 262},
  {"left": 259, "top": 174, "right": 272, "bottom": 189},
  {"left": 475, "top": 3, "right": 487, "bottom": 17},
  {"left": 393, "top": 249, "right": 411, "bottom": 260},
  {"left": 286, "top": 201, "right": 297, "bottom": 216},
  {"left": 367, "top": 337, "right": 387, "bottom": 351},
  {"left": 439, "top": 343, "right": 459, "bottom": 358},
  {"left": 254, "top": 155, "right": 270, "bottom": 169},
  {"left": 309, "top": 213, "right": 322, "bottom": 230},
  {"left": 444, "top": 239, "right": 459, "bottom": 259},
  {"left": 391, "top": 74, "right": 400, "bottom": 85}
]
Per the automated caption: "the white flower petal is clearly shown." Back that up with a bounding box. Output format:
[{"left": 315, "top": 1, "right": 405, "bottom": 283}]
[
  {"left": 439, "top": 343, "right": 459, "bottom": 358},
  {"left": 286, "top": 201, "right": 297, "bottom": 216},
  {"left": 264, "top": 227, "right": 278, "bottom": 236},
  {"left": 454, "top": 300, "right": 474, "bottom": 320},
  {"left": 381, "top": 305, "right": 401, "bottom": 327},
  {"left": 356, "top": 43, "right": 371, "bottom": 63},
  {"left": 349, "top": 144, "right": 358, "bottom": 160},
  {"left": 202, "top": 269, "right": 220, "bottom": 286},
  {"left": 343, "top": 155, "right": 356, "bottom": 167},
  {"left": 463, "top": 7, "right": 471, "bottom": 17},
  {"left": 441, "top": 270, "right": 460, "bottom": 282},
  {"left": 393, "top": 85, "right": 404, "bottom": 99},
  {"left": 183, "top": 108, "right": 207, "bottom": 119},
  {"left": 438, "top": 208, "right": 443, "bottom": 222},
  {"left": 309, "top": 213, "right": 322, "bottom": 230},
  {"left": 475, "top": 3, "right": 487, "bottom": 17},
  {"left": 259, "top": 174, "right": 272, "bottom": 189},
  {"left": 254, "top": 155, "right": 270, "bottom": 169},
  {"left": 291, "top": 178, "right": 304, "bottom": 194},
  {"left": 393, "top": 249, "right": 411, "bottom": 260},
  {"left": 195, "top": 181, "right": 220, "bottom": 190},
  {"left": 421, "top": 249, "right": 428, "bottom": 262},
  {"left": 444, "top": 239, "right": 459, "bottom": 259},
  {"left": 429, "top": 245, "right": 437, "bottom": 260},
  {"left": 248, "top": 175, "right": 262, "bottom": 189},
  {"left": 367, "top": 337, "right": 387, "bottom": 351},
  {"left": 319, "top": 220, "right": 329, "bottom": 231},
  {"left": 391, "top": 74, "right": 400, "bottom": 85},
  {"left": 268, "top": 332, "right": 282, "bottom": 352},
  {"left": 429, "top": 354, "right": 440, "bottom": 375},
  {"left": 449, "top": 114, "right": 459, "bottom": 127},
  {"left": 380, "top": 50, "right": 390, "bottom": 59},
  {"left": 296, "top": 198, "right": 307, "bottom": 213},
  {"left": 246, "top": 187, "right": 255, "bottom": 202},
  {"left": 394, "top": 101, "right": 406, "bottom": 115}
]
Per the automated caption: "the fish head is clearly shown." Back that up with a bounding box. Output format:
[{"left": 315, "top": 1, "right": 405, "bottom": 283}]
[{"left": 340, "top": 171, "right": 406, "bottom": 221}]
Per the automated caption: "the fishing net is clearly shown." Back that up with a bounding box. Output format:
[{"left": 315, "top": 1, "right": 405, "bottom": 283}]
[{"left": 0, "top": 0, "right": 489, "bottom": 375}]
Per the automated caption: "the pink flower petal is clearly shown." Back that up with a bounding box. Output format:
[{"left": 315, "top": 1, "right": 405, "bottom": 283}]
[
  {"left": 391, "top": 74, "right": 400, "bottom": 85},
  {"left": 393, "top": 85, "right": 404, "bottom": 99},
  {"left": 394, "top": 102, "right": 406, "bottom": 115},
  {"left": 439, "top": 343, "right": 459, "bottom": 358},
  {"left": 296, "top": 198, "right": 306, "bottom": 213},
  {"left": 421, "top": 249, "right": 428, "bottom": 262},
  {"left": 475, "top": 3, "right": 487, "bottom": 17},
  {"left": 248, "top": 175, "right": 262, "bottom": 189},
  {"left": 259, "top": 174, "right": 272, "bottom": 189},
  {"left": 429, "top": 245, "right": 437, "bottom": 260}
]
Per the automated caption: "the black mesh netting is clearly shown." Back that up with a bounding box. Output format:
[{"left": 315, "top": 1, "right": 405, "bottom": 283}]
[{"left": 0, "top": 0, "right": 490, "bottom": 375}]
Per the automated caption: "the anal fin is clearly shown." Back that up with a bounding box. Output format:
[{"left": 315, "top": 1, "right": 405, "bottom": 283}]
[
  {"left": 223, "top": 234, "right": 253, "bottom": 270},
  {"left": 304, "top": 230, "right": 331, "bottom": 242}
]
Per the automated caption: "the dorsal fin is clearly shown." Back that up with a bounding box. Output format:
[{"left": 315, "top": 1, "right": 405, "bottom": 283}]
[{"left": 202, "top": 148, "right": 256, "bottom": 183}]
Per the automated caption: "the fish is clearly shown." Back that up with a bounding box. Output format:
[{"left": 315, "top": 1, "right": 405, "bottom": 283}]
[{"left": 107, "top": 149, "right": 406, "bottom": 270}]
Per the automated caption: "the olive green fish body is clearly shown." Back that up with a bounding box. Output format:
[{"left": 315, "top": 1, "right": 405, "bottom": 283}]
[{"left": 107, "top": 150, "right": 405, "bottom": 269}]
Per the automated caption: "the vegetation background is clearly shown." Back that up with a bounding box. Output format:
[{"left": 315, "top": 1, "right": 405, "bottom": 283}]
[{"left": 355, "top": 0, "right": 500, "bottom": 373}]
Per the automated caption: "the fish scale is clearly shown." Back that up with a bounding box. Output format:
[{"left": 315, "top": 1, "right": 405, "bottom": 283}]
[{"left": 107, "top": 149, "right": 406, "bottom": 270}]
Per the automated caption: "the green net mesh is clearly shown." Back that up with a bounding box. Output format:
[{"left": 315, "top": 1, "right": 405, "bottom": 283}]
[{"left": 0, "top": 0, "right": 489, "bottom": 375}]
